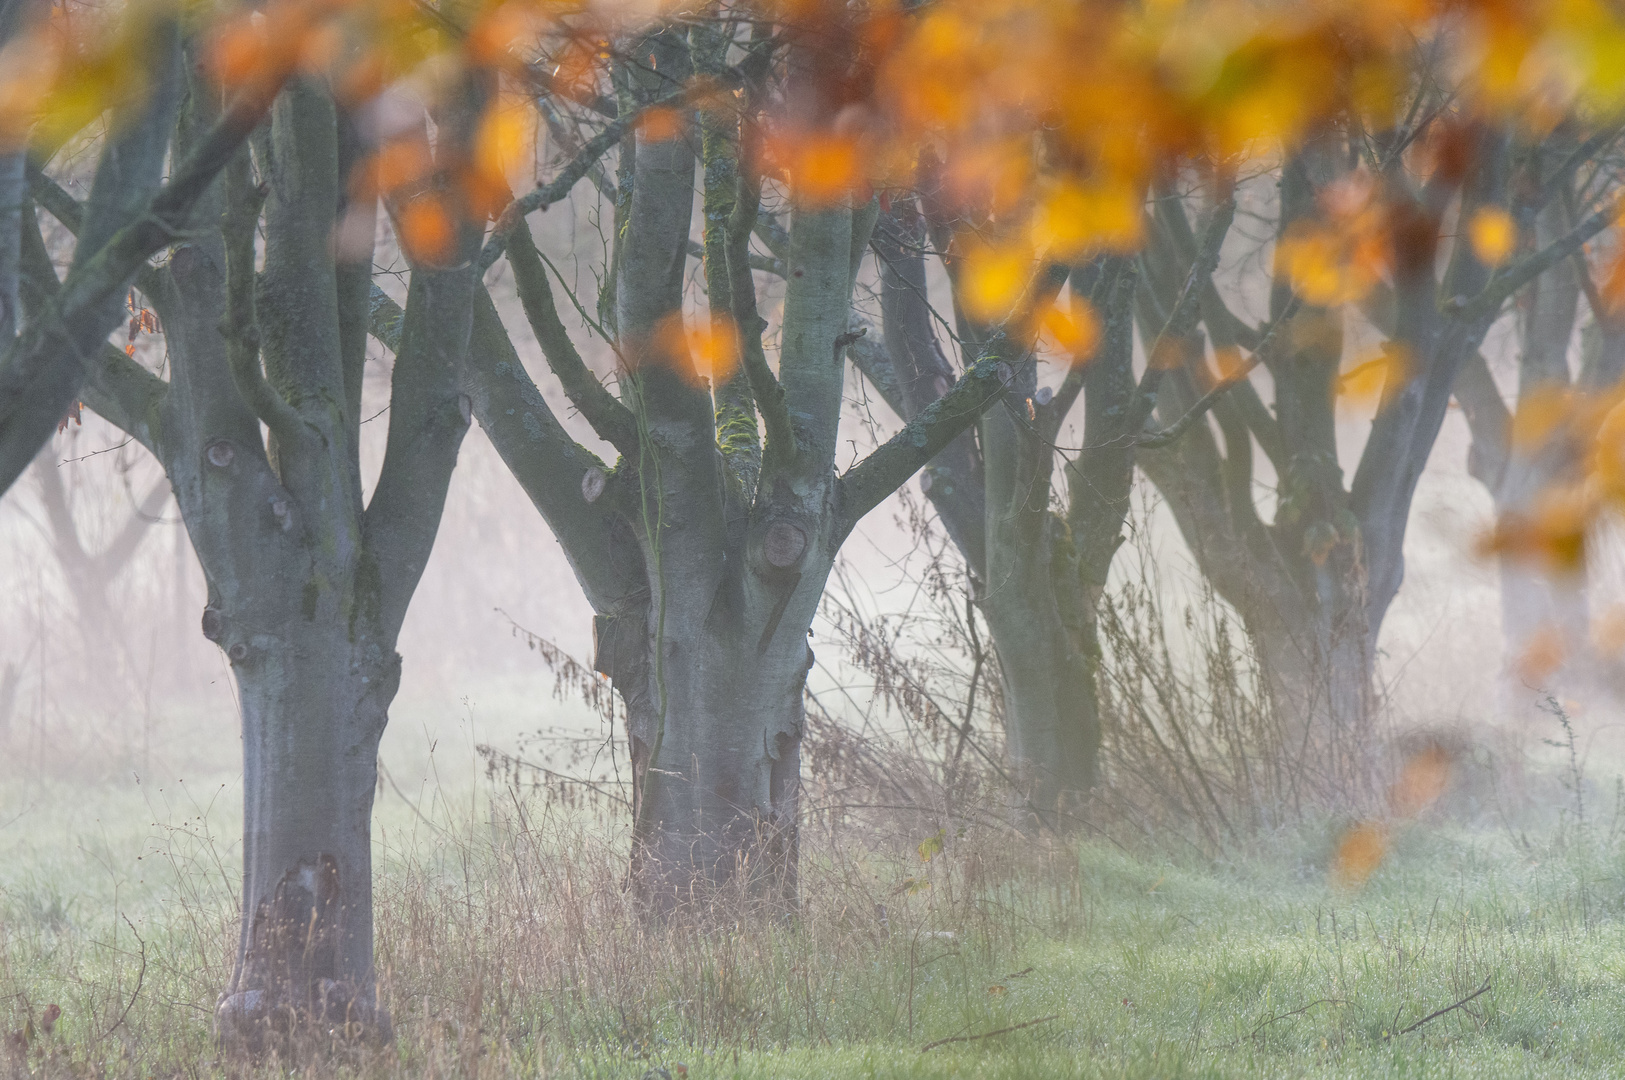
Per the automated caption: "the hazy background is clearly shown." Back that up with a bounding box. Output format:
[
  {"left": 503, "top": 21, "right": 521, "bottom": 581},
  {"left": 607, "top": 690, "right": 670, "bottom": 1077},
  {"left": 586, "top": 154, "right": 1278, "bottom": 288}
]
[{"left": 3, "top": 163, "right": 1618, "bottom": 851}]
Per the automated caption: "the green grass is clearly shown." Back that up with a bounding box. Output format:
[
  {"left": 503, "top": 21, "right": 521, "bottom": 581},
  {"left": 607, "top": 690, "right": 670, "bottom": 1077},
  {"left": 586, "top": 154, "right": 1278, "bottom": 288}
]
[{"left": 5, "top": 762, "right": 1625, "bottom": 1079}]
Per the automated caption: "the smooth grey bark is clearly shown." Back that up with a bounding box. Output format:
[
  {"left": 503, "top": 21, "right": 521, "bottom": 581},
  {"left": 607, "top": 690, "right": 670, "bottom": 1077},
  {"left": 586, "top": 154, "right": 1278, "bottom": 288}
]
[
  {"left": 0, "top": 149, "right": 21, "bottom": 345},
  {"left": 1453, "top": 166, "right": 1625, "bottom": 693},
  {"left": 1, "top": 0, "right": 47, "bottom": 347},
  {"left": 434, "top": 26, "right": 1022, "bottom": 911},
  {"left": 19, "top": 65, "right": 477, "bottom": 1050}
]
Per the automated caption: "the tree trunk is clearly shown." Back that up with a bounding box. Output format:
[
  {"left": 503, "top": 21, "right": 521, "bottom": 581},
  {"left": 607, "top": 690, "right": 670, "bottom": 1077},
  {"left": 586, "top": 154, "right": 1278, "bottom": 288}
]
[
  {"left": 980, "top": 554, "right": 1098, "bottom": 823},
  {"left": 594, "top": 493, "right": 830, "bottom": 913},
  {"left": 1247, "top": 583, "right": 1375, "bottom": 770},
  {"left": 215, "top": 631, "right": 398, "bottom": 1051},
  {"left": 611, "top": 609, "right": 811, "bottom": 912}
]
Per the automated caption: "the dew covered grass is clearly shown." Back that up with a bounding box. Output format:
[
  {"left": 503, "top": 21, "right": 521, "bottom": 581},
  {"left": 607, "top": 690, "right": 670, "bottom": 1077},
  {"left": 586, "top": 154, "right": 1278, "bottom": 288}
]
[{"left": 5, "top": 759, "right": 1625, "bottom": 1079}]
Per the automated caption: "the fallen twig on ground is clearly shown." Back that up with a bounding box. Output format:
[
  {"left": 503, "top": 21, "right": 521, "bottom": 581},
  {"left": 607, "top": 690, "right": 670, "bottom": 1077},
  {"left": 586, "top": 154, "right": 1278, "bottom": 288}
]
[{"left": 920, "top": 1014, "right": 1060, "bottom": 1052}]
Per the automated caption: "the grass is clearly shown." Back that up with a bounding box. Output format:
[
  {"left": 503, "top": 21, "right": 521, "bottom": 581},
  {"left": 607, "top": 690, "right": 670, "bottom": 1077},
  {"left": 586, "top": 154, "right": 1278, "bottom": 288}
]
[{"left": 5, "top": 756, "right": 1625, "bottom": 1079}]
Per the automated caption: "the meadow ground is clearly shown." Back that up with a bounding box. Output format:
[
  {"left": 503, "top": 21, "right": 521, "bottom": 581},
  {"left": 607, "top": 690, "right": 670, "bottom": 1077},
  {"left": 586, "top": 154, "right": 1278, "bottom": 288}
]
[{"left": 5, "top": 744, "right": 1625, "bottom": 1080}]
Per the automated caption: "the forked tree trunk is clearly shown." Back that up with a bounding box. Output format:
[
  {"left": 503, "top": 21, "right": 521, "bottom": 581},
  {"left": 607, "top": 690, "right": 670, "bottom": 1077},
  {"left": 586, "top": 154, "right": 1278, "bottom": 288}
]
[
  {"left": 15, "top": 57, "right": 479, "bottom": 1052},
  {"left": 603, "top": 580, "right": 817, "bottom": 910},
  {"left": 216, "top": 631, "right": 398, "bottom": 1048},
  {"left": 455, "top": 24, "right": 1021, "bottom": 915},
  {"left": 856, "top": 211, "right": 1137, "bottom": 826}
]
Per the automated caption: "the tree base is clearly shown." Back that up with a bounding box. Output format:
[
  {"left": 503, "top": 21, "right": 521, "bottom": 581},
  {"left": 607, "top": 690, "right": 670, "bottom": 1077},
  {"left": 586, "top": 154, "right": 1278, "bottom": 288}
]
[{"left": 215, "top": 983, "right": 392, "bottom": 1059}]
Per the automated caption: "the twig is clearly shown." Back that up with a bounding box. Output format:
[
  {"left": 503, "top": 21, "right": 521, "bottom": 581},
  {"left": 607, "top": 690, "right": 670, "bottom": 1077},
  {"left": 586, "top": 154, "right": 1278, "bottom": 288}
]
[
  {"left": 1387, "top": 978, "right": 1492, "bottom": 1038},
  {"left": 919, "top": 1014, "right": 1060, "bottom": 1052},
  {"left": 378, "top": 758, "right": 452, "bottom": 837},
  {"left": 102, "top": 915, "right": 147, "bottom": 1039},
  {"left": 1222, "top": 997, "right": 1345, "bottom": 1048},
  {"left": 1138, "top": 296, "right": 1301, "bottom": 449}
]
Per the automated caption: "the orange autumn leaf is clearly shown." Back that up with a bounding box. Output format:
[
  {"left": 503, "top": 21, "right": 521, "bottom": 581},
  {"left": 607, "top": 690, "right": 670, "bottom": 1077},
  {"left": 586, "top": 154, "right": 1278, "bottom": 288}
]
[
  {"left": 1330, "top": 822, "right": 1388, "bottom": 890},
  {"left": 1040, "top": 300, "right": 1102, "bottom": 364},
  {"left": 1592, "top": 604, "right": 1625, "bottom": 657},
  {"left": 1390, "top": 745, "right": 1452, "bottom": 818},
  {"left": 206, "top": 15, "right": 270, "bottom": 91},
  {"left": 1213, "top": 345, "right": 1248, "bottom": 382},
  {"left": 297, "top": 22, "right": 345, "bottom": 76},
  {"left": 398, "top": 195, "right": 456, "bottom": 264},
  {"left": 686, "top": 316, "right": 741, "bottom": 384},
  {"left": 467, "top": 2, "right": 538, "bottom": 68},
  {"left": 1587, "top": 397, "right": 1625, "bottom": 497},
  {"left": 1481, "top": 483, "right": 1592, "bottom": 575},
  {"left": 649, "top": 312, "right": 739, "bottom": 386},
  {"left": 781, "top": 133, "right": 864, "bottom": 207},
  {"left": 1517, "top": 623, "right": 1567, "bottom": 685},
  {"left": 357, "top": 138, "right": 434, "bottom": 201},
  {"left": 637, "top": 106, "right": 684, "bottom": 143},
  {"left": 1599, "top": 251, "right": 1625, "bottom": 315}
]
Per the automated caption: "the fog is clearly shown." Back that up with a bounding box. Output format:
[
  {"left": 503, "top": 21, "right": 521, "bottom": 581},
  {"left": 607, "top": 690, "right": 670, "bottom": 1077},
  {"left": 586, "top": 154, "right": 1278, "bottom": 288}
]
[{"left": 2, "top": 172, "right": 1620, "bottom": 827}]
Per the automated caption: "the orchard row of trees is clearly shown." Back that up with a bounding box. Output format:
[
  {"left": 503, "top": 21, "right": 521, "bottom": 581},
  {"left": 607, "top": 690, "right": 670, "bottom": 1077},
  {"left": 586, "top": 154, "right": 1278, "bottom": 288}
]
[{"left": 4, "top": 0, "right": 1625, "bottom": 1053}]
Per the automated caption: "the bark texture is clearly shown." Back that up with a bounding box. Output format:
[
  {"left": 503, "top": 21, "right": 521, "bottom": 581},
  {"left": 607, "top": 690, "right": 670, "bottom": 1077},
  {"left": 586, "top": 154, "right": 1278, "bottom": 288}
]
[
  {"left": 20, "top": 64, "right": 478, "bottom": 1050},
  {"left": 444, "top": 25, "right": 1021, "bottom": 909}
]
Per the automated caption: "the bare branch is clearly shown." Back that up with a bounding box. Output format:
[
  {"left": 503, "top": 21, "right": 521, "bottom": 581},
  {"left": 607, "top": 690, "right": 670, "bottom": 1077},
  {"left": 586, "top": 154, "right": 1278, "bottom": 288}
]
[
  {"left": 844, "top": 314, "right": 905, "bottom": 417},
  {"left": 727, "top": 152, "right": 793, "bottom": 466},
  {"left": 221, "top": 149, "right": 302, "bottom": 447},
  {"left": 0, "top": 47, "right": 288, "bottom": 494},
  {"left": 1139, "top": 297, "right": 1299, "bottom": 449},
  {"left": 1453, "top": 349, "right": 1511, "bottom": 488},
  {"left": 835, "top": 336, "right": 1014, "bottom": 539},
  {"left": 16, "top": 195, "right": 167, "bottom": 458},
  {"left": 1123, "top": 195, "right": 1237, "bottom": 435},
  {"left": 459, "top": 285, "right": 641, "bottom": 611},
  {"left": 362, "top": 262, "right": 476, "bottom": 638},
  {"left": 479, "top": 84, "right": 697, "bottom": 274},
  {"left": 506, "top": 216, "right": 639, "bottom": 455},
  {"left": 1463, "top": 198, "right": 1617, "bottom": 325}
]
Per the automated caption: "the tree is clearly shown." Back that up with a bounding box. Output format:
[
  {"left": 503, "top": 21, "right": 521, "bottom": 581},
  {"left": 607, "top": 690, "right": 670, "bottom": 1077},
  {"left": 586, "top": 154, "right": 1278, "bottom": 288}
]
[
  {"left": 0, "top": 2, "right": 284, "bottom": 496},
  {"left": 847, "top": 182, "right": 1233, "bottom": 821},
  {"left": 1129, "top": 118, "right": 1617, "bottom": 745},
  {"left": 30, "top": 446, "right": 170, "bottom": 672},
  {"left": 1453, "top": 144, "right": 1625, "bottom": 693},
  {"left": 13, "top": 3, "right": 497, "bottom": 1046},
  {"left": 367, "top": 14, "right": 1033, "bottom": 911}
]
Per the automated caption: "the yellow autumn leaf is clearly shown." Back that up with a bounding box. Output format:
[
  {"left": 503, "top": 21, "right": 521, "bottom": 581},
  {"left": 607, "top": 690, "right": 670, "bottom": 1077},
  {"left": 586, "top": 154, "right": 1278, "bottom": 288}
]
[
  {"left": 960, "top": 244, "right": 1031, "bottom": 323},
  {"left": 1337, "top": 347, "right": 1408, "bottom": 407},
  {"left": 1032, "top": 180, "right": 1144, "bottom": 260},
  {"left": 1467, "top": 207, "right": 1516, "bottom": 267},
  {"left": 917, "top": 830, "right": 944, "bottom": 862},
  {"left": 1510, "top": 386, "right": 1573, "bottom": 450}
]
